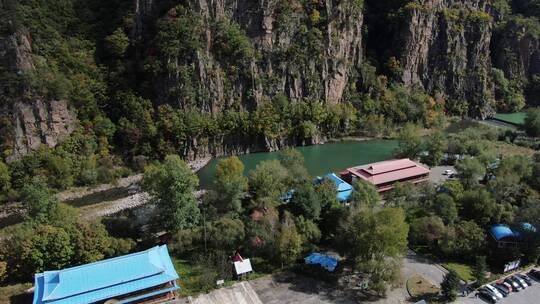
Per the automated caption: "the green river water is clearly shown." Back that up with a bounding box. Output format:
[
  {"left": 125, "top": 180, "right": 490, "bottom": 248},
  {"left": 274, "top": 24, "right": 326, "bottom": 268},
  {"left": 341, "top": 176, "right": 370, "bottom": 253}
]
[{"left": 197, "top": 139, "right": 399, "bottom": 188}]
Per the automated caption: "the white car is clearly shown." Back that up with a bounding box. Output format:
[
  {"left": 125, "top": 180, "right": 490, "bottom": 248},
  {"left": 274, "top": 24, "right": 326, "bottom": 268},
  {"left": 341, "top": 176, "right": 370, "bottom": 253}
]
[
  {"left": 512, "top": 275, "right": 528, "bottom": 289},
  {"left": 443, "top": 169, "right": 455, "bottom": 176},
  {"left": 484, "top": 284, "right": 504, "bottom": 299}
]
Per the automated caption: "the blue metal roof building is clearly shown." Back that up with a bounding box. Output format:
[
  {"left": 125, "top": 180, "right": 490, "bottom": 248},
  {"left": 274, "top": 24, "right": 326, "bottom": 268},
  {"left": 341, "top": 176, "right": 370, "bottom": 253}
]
[
  {"left": 321, "top": 173, "right": 353, "bottom": 202},
  {"left": 490, "top": 224, "right": 516, "bottom": 241},
  {"left": 490, "top": 223, "right": 537, "bottom": 250},
  {"left": 33, "top": 245, "right": 179, "bottom": 304}
]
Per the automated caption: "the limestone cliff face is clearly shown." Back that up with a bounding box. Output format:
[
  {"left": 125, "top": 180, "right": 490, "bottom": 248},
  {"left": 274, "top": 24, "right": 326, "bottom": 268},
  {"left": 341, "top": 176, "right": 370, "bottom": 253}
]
[
  {"left": 491, "top": 19, "right": 540, "bottom": 101},
  {"left": 4, "top": 0, "right": 540, "bottom": 160},
  {"left": 149, "top": 0, "right": 364, "bottom": 111},
  {"left": 7, "top": 100, "right": 77, "bottom": 161},
  {"left": 0, "top": 29, "right": 77, "bottom": 160},
  {"left": 0, "top": 29, "right": 34, "bottom": 74},
  {"left": 398, "top": 0, "right": 494, "bottom": 118},
  {"left": 132, "top": 0, "right": 155, "bottom": 42},
  {"left": 145, "top": 0, "right": 502, "bottom": 119}
]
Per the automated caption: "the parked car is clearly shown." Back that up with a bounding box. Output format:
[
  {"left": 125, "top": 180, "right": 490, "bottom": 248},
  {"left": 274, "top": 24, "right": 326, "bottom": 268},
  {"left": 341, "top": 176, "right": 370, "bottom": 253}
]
[
  {"left": 493, "top": 283, "right": 510, "bottom": 297},
  {"left": 483, "top": 284, "right": 504, "bottom": 299},
  {"left": 478, "top": 290, "right": 498, "bottom": 303},
  {"left": 528, "top": 269, "right": 540, "bottom": 280},
  {"left": 500, "top": 281, "right": 513, "bottom": 292},
  {"left": 516, "top": 273, "right": 532, "bottom": 286},
  {"left": 443, "top": 169, "right": 455, "bottom": 175},
  {"left": 512, "top": 275, "right": 528, "bottom": 289},
  {"left": 504, "top": 277, "right": 522, "bottom": 291}
]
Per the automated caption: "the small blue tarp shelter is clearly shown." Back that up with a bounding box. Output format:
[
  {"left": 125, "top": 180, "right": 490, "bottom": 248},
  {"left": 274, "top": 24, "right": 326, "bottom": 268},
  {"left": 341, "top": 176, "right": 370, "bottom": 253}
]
[
  {"left": 304, "top": 253, "right": 338, "bottom": 272},
  {"left": 320, "top": 173, "right": 353, "bottom": 202},
  {"left": 32, "top": 245, "right": 179, "bottom": 304}
]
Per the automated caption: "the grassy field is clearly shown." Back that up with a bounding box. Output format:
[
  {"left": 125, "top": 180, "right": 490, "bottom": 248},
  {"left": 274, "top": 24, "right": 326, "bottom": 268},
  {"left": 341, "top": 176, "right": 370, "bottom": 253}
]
[
  {"left": 406, "top": 274, "right": 440, "bottom": 296},
  {"left": 173, "top": 258, "right": 219, "bottom": 296},
  {"left": 494, "top": 112, "right": 527, "bottom": 125},
  {"left": 485, "top": 139, "right": 536, "bottom": 157},
  {"left": 443, "top": 262, "right": 473, "bottom": 282}
]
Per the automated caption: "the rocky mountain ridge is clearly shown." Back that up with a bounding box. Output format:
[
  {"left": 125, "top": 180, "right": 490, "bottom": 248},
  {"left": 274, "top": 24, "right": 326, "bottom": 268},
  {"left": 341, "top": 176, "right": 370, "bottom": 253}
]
[{"left": 0, "top": 0, "right": 538, "bottom": 160}]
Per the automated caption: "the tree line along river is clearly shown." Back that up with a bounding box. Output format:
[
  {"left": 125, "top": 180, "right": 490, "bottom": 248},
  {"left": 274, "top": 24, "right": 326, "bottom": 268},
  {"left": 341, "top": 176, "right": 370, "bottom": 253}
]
[{"left": 197, "top": 139, "right": 399, "bottom": 188}]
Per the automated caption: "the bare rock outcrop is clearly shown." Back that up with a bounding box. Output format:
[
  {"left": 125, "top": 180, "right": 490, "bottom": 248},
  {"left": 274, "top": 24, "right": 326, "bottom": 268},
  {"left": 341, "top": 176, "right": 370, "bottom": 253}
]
[
  {"left": 398, "top": 0, "right": 494, "bottom": 117},
  {"left": 0, "top": 28, "right": 77, "bottom": 160},
  {"left": 491, "top": 18, "right": 540, "bottom": 103},
  {"left": 8, "top": 100, "right": 76, "bottom": 160},
  {"left": 153, "top": 0, "right": 364, "bottom": 109}
]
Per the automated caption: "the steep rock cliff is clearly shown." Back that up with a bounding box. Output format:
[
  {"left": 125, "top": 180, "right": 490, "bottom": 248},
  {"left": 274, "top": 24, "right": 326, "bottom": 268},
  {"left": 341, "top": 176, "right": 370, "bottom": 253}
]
[
  {"left": 2, "top": 0, "right": 539, "bottom": 161},
  {"left": 398, "top": 0, "right": 494, "bottom": 117},
  {"left": 491, "top": 17, "right": 540, "bottom": 103},
  {"left": 147, "top": 0, "right": 364, "bottom": 111},
  {"left": 0, "top": 29, "right": 77, "bottom": 160}
]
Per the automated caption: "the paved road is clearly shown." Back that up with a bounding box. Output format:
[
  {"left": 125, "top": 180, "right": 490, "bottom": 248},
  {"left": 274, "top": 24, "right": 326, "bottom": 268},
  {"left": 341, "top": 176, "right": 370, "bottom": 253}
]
[
  {"left": 251, "top": 272, "right": 356, "bottom": 304},
  {"left": 249, "top": 251, "right": 446, "bottom": 304},
  {"left": 402, "top": 250, "right": 446, "bottom": 286},
  {"left": 458, "top": 276, "right": 540, "bottom": 304}
]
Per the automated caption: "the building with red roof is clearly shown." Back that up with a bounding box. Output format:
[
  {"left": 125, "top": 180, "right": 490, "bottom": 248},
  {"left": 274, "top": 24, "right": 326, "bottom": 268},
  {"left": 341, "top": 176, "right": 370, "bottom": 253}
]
[{"left": 341, "top": 158, "right": 430, "bottom": 193}]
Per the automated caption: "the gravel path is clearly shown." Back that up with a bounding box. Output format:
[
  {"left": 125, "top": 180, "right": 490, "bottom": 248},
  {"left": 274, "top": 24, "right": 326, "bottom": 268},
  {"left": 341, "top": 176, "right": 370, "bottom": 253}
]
[{"left": 81, "top": 192, "right": 151, "bottom": 220}]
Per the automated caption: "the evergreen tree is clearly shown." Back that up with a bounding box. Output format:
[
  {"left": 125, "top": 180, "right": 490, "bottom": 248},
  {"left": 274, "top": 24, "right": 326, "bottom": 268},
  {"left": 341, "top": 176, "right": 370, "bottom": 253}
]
[
  {"left": 214, "top": 156, "right": 247, "bottom": 214},
  {"left": 0, "top": 161, "right": 10, "bottom": 194},
  {"left": 396, "top": 123, "right": 422, "bottom": 159},
  {"left": 423, "top": 131, "right": 446, "bottom": 166},
  {"left": 290, "top": 182, "right": 322, "bottom": 220},
  {"left": 143, "top": 155, "right": 201, "bottom": 232},
  {"left": 276, "top": 212, "right": 303, "bottom": 267},
  {"left": 456, "top": 158, "right": 486, "bottom": 188},
  {"left": 525, "top": 108, "right": 540, "bottom": 137},
  {"left": 20, "top": 180, "right": 58, "bottom": 223},
  {"left": 472, "top": 255, "right": 488, "bottom": 286},
  {"left": 248, "top": 160, "right": 289, "bottom": 200},
  {"left": 351, "top": 180, "right": 380, "bottom": 208},
  {"left": 434, "top": 193, "right": 458, "bottom": 224},
  {"left": 339, "top": 208, "right": 409, "bottom": 296},
  {"left": 441, "top": 269, "right": 460, "bottom": 301}
]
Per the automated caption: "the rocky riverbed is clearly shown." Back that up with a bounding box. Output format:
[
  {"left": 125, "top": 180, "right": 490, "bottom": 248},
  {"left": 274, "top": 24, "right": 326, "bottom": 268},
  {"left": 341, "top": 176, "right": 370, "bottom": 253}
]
[{"left": 0, "top": 157, "right": 213, "bottom": 224}]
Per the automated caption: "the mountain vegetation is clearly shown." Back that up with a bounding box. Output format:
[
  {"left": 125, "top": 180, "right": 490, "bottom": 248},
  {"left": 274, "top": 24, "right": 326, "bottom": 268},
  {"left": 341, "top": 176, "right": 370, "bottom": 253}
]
[{"left": 1, "top": 0, "right": 539, "bottom": 198}]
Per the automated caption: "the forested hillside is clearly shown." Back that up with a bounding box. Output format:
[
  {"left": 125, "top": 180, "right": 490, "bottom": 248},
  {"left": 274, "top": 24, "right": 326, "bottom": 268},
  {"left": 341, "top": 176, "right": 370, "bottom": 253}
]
[{"left": 1, "top": 0, "right": 540, "bottom": 194}]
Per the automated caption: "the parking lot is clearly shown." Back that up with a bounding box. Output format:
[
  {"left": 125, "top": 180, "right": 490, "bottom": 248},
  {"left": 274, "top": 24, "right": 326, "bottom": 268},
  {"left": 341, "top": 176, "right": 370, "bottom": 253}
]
[
  {"left": 429, "top": 166, "right": 455, "bottom": 184},
  {"left": 458, "top": 273, "right": 540, "bottom": 304}
]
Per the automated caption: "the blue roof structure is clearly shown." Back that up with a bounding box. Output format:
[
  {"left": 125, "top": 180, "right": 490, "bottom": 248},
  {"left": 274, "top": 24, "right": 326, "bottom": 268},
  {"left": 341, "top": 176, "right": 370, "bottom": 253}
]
[
  {"left": 323, "top": 173, "right": 353, "bottom": 202},
  {"left": 521, "top": 222, "right": 537, "bottom": 232},
  {"left": 33, "top": 245, "right": 179, "bottom": 304},
  {"left": 305, "top": 253, "right": 338, "bottom": 272},
  {"left": 490, "top": 224, "right": 516, "bottom": 241},
  {"left": 490, "top": 223, "right": 537, "bottom": 242}
]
